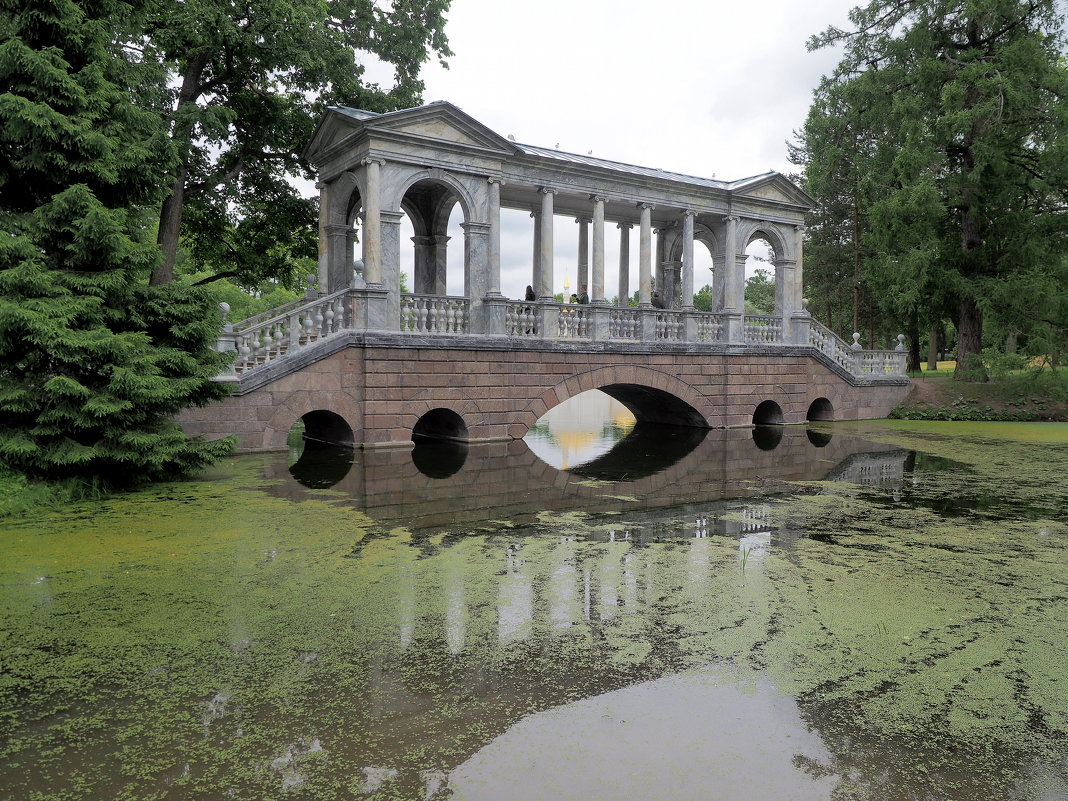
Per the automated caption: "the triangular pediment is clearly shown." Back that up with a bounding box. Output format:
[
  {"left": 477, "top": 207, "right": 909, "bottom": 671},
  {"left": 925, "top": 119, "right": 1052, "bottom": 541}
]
[
  {"left": 363, "top": 102, "right": 517, "bottom": 153},
  {"left": 731, "top": 173, "right": 814, "bottom": 208}
]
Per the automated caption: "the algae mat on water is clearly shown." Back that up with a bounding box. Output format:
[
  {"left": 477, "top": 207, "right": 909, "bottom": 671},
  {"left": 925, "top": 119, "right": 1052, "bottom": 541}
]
[{"left": 1, "top": 422, "right": 1066, "bottom": 800}]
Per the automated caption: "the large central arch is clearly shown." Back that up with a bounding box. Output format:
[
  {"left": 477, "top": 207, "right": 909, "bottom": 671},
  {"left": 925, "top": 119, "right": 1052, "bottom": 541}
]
[{"left": 522, "top": 365, "right": 714, "bottom": 432}]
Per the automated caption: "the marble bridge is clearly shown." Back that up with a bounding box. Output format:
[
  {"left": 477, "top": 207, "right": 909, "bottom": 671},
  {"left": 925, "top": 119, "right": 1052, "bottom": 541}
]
[{"left": 176, "top": 102, "right": 908, "bottom": 451}]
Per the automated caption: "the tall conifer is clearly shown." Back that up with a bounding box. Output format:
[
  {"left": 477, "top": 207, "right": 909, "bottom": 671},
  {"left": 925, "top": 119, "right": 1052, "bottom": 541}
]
[{"left": 0, "top": 0, "right": 234, "bottom": 487}]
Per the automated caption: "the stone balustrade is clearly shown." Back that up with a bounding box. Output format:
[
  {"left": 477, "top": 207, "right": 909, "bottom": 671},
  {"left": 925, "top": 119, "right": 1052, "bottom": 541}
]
[
  {"left": 400, "top": 294, "right": 470, "bottom": 334},
  {"left": 217, "top": 290, "right": 907, "bottom": 380}
]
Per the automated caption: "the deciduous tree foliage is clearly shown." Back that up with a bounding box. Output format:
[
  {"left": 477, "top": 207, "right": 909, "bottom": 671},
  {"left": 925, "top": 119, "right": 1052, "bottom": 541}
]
[
  {"left": 795, "top": 0, "right": 1068, "bottom": 376},
  {"left": 146, "top": 0, "right": 453, "bottom": 288},
  {"left": 0, "top": 0, "right": 234, "bottom": 486}
]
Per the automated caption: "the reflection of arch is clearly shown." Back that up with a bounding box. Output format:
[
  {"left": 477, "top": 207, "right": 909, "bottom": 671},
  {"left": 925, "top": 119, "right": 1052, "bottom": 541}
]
[
  {"left": 413, "top": 408, "right": 469, "bottom": 442},
  {"left": 807, "top": 397, "right": 835, "bottom": 422},
  {"left": 289, "top": 444, "right": 353, "bottom": 489},
  {"left": 411, "top": 440, "right": 469, "bottom": 478},
  {"left": 522, "top": 366, "right": 715, "bottom": 431},
  {"left": 753, "top": 425, "right": 784, "bottom": 450},
  {"left": 752, "top": 400, "right": 784, "bottom": 426},
  {"left": 806, "top": 428, "right": 833, "bottom": 448},
  {"left": 569, "top": 423, "right": 709, "bottom": 481}
]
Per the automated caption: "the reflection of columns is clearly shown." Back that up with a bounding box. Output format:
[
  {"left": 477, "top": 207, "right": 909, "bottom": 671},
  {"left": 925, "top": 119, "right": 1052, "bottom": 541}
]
[
  {"left": 681, "top": 210, "right": 696, "bottom": 308},
  {"left": 362, "top": 159, "right": 383, "bottom": 285},
  {"left": 617, "top": 222, "right": 632, "bottom": 306},
  {"left": 531, "top": 210, "right": 542, "bottom": 299},
  {"left": 539, "top": 188, "right": 556, "bottom": 300},
  {"left": 638, "top": 203, "right": 653, "bottom": 306},
  {"left": 575, "top": 216, "right": 590, "bottom": 292},
  {"left": 591, "top": 196, "right": 605, "bottom": 303},
  {"left": 487, "top": 178, "right": 503, "bottom": 297}
]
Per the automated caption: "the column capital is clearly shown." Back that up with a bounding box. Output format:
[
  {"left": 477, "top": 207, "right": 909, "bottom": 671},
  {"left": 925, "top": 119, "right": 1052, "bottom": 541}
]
[
  {"left": 575, "top": 215, "right": 592, "bottom": 225},
  {"left": 380, "top": 210, "right": 404, "bottom": 224},
  {"left": 589, "top": 194, "right": 607, "bottom": 203},
  {"left": 361, "top": 157, "right": 385, "bottom": 167},
  {"left": 724, "top": 214, "right": 740, "bottom": 223},
  {"left": 637, "top": 202, "right": 655, "bottom": 210},
  {"left": 681, "top": 208, "right": 698, "bottom": 218},
  {"left": 539, "top": 186, "right": 557, "bottom": 195},
  {"left": 530, "top": 210, "right": 540, "bottom": 219},
  {"left": 617, "top": 221, "right": 633, "bottom": 230},
  {"left": 487, "top": 176, "right": 505, "bottom": 186},
  {"left": 325, "top": 224, "right": 349, "bottom": 236},
  {"left": 460, "top": 221, "right": 492, "bottom": 235},
  {"left": 795, "top": 224, "right": 806, "bottom": 233}
]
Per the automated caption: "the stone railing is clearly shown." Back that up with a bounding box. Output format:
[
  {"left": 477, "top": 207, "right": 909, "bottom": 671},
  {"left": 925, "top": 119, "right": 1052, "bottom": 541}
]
[
  {"left": 557, "top": 304, "right": 590, "bottom": 338},
  {"left": 214, "top": 290, "right": 907, "bottom": 380},
  {"left": 609, "top": 307, "right": 641, "bottom": 340},
  {"left": 401, "top": 294, "right": 469, "bottom": 334},
  {"left": 744, "top": 315, "right": 783, "bottom": 344},
  {"left": 654, "top": 310, "right": 685, "bottom": 342},
  {"left": 808, "top": 320, "right": 857, "bottom": 373},
  {"left": 221, "top": 289, "right": 349, "bottom": 375}
]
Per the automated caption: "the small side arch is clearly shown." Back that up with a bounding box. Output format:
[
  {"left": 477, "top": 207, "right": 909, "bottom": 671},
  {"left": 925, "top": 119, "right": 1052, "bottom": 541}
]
[
  {"left": 752, "top": 400, "right": 784, "bottom": 426},
  {"left": 807, "top": 397, "right": 835, "bottom": 422},
  {"left": 413, "top": 408, "right": 469, "bottom": 442}
]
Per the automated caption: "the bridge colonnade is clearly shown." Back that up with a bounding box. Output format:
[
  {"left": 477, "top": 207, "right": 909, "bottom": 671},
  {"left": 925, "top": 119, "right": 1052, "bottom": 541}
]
[{"left": 307, "top": 102, "right": 813, "bottom": 347}]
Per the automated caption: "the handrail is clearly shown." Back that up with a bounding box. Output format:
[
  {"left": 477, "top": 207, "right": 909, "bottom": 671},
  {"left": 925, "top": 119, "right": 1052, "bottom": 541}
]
[{"left": 214, "top": 292, "right": 907, "bottom": 379}]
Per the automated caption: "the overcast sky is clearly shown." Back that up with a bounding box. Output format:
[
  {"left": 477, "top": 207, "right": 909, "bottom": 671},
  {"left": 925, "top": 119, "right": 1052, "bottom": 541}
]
[{"left": 358, "top": 0, "right": 861, "bottom": 300}]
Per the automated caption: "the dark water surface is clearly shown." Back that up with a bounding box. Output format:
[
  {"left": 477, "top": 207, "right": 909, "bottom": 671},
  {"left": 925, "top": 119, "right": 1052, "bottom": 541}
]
[{"left": 2, "top": 415, "right": 1067, "bottom": 801}]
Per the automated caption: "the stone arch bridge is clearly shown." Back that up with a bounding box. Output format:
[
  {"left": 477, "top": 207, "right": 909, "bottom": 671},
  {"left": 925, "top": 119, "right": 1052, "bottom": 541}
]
[{"left": 177, "top": 102, "right": 908, "bottom": 451}]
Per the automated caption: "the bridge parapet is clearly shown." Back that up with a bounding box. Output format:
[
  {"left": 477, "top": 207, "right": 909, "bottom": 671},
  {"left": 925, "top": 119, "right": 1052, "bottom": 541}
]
[{"left": 219, "top": 290, "right": 907, "bottom": 380}]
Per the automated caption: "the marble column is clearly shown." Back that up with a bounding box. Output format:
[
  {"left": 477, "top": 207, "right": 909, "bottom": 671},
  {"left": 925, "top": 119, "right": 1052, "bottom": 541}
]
[
  {"left": 539, "top": 188, "right": 556, "bottom": 300},
  {"left": 576, "top": 216, "right": 590, "bottom": 294},
  {"left": 681, "top": 210, "right": 696, "bottom": 308},
  {"left": 531, "top": 210, "right": 542, "bottom": 301},
  {"left": 591, "top": 196, "right": 605, "bottom": 303},
  {"left": 655, "top": 227, "right": 668, "bottom": 303},
  {"left": 412, "top": 235, "right": 434, "bottom": 294},
  {"left": 638, "top": 203, "right": 653, "bottom": 306},
  {"left": 487, "top": 178, "right": 503, "bottom": 297},
  {"left": 362, "top": 158, "right": 383, "bottom": 285},
  {"left": 617, "top": 222, "right": 632, "bottom": 306},
  {"left": 723, "top": 215, "right": 743, "bottom": 311},
  {"left": 380, "top": 209, "right": 403, "bottom": 328},
  {"left": 317, "top": 181, "right": 329, "bottom": 291},
  {"left": 463, "top": 221, "right": 491, "bottom": 330},
  {"left": 326, "top": 222, "right": 351, "bottom": 292}
]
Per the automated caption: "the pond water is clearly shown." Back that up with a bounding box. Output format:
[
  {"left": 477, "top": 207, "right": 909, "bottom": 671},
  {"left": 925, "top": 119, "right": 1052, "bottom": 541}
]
[{"left": 2, "top": 398, "right": 1067, "bottom": 801}]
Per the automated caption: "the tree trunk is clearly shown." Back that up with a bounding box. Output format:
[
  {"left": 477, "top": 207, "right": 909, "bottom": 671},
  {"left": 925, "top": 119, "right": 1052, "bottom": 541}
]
[
  {"left": 926, "top": 323, "right": 939, "bottom": 371},
  {"left": 907, "top": 306, "right": 921, "bottom": 372},
  {"left": 151, "top": 167, "right": 186, "bottom": 285},
  {"left": 151, "top": 52, "right": 208, "bottom": 286},
  {"left": 955, "top": 296, "right": 985, "bottom": 380}
]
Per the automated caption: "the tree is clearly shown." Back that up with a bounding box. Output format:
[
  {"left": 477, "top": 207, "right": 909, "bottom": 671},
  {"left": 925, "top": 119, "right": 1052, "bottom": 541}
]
[
  {"left": 802, "top": 0, "right": 1068, "bottom": 378},
  {"left": 744, "top": 269, "right": 776, "bottom": 315},
  {"left": 0, "top": 0, "right": 234, "bottom": 487},
  {"left": 145, "top": 0, "right": 453, "bottom": 288}
]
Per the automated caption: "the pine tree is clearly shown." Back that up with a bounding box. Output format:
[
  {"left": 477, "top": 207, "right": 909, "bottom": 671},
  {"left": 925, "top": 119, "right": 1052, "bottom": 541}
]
[
  {"left": 799, "top": 0, "right": 1068, "bottom": 376},
  {"left": 0, "top": 0, "right": 234, "bottom": 487}
]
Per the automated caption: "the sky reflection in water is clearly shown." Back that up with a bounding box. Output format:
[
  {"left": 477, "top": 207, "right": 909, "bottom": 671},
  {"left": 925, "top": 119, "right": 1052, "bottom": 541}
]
[{"left": 2, "top": 398, "right": 1067, "bottom": 801}]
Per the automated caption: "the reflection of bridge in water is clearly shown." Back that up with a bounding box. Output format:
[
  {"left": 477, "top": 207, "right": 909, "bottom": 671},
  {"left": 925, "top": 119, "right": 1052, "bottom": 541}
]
[
  {"left": 269, "top": 425, "right": 908, "bottom": 535},
  {"left": 255, "top": 428, "right": 915, "bottom": 799}
]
